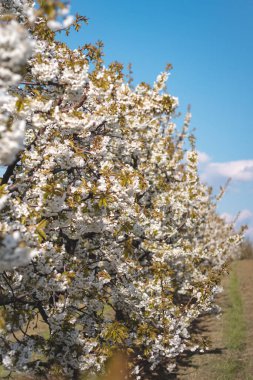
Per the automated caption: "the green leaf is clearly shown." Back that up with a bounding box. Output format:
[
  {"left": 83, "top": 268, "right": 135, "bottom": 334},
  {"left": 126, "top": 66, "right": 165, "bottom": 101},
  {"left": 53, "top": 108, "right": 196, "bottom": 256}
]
[
  {"left": 98, "top": 197, "right": 107, "bottom": 208},
  {"left": 16, "top": 98, "right": 24, "bottom": 112},
  {"left": 36, "top": 219, "right": 48, "bottom": 242}
]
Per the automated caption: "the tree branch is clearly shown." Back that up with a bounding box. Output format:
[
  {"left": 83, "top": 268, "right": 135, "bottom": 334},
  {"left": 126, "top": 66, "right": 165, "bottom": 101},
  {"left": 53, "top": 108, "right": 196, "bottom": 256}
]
[{"left": 1, "top": 156, "right": 20, "bottom": 185}]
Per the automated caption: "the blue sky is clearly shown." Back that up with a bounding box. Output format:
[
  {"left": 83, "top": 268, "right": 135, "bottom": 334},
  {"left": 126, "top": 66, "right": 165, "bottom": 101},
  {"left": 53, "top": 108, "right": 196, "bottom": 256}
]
[
  {"left": 59, "top": 0, "right": 253, "bottom": 238},
  {"left": 61, "top": 0, "right": 253, "bottom": 159}
]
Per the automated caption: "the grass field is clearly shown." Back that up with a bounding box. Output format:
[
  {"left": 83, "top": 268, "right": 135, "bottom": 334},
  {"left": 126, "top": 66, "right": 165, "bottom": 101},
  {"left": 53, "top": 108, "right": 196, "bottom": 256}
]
[{"left": 178, "top": 260, "right": 253, "bottom": 380}]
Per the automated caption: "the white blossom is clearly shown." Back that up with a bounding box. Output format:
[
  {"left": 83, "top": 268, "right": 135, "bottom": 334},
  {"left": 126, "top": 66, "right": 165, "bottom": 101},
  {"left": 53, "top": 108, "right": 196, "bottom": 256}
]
[{"left": 0, "top": 1, "right": 244, "bottom": 379}]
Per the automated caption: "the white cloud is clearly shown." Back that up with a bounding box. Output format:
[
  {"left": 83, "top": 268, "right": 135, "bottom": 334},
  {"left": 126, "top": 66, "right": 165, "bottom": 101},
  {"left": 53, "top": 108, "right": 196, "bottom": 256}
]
[
  {"left": 221, "top": 209, "right": 253, "bottom": 225},
  {"left": 197, "top": 151, "right": 211, "bottom": 164},
  {"left": 237, "top": 209, "right": 253, "bottom": 223},
  {"left": 201, "top": 160, "right": 253, "bottom": 182},
  {"left": 220, "top": 212, "right": 234, "bottom": 224},
  {"left": 197, "top": 152, "right": 253, "bottom": 241},
  {"left": 220, "top": 209, "right": 253, "bottom": 241},
  {"left": 245, "top": 226, "right": 253, "bottom": 240}
]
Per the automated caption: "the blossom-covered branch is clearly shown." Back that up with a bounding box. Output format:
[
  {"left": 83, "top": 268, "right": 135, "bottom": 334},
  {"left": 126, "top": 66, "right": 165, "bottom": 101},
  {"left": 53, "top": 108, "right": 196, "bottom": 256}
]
[{"left": 0, "top": 1, "right": 244, "bottom": 379}]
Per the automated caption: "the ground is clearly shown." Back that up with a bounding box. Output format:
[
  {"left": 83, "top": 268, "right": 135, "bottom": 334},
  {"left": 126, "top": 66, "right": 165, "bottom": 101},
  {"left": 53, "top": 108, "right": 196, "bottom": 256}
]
[{"left": 177, "top": 259, "right": 253, "bottom": 380}]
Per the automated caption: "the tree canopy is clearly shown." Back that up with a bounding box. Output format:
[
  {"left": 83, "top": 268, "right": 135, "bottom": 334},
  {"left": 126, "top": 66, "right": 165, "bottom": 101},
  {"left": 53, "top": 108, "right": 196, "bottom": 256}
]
[{"left": 0, "top": 1, "right": 243, "bottom": 379}]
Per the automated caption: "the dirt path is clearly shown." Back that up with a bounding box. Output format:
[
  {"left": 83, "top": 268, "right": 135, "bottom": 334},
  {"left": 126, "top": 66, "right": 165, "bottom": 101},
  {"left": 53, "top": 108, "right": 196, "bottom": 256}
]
[
  {"left": 177, "top": 260, "right": 253, "bottom": 380},
  {"left": 237, "top": 260, "right": 253, "bottom": 377}
]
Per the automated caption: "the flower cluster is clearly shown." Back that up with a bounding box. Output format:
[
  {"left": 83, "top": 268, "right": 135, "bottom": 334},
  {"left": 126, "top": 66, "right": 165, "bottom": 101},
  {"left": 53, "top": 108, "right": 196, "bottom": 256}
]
[
  {"left": 0, "top": 5, "right": 35, "bottom": 271},
  {"left": 0, "top": 18, "right": 33, "bottom": 164},
  {"left": 0, "top": 2, "right": 243, "bottom": 379}
]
